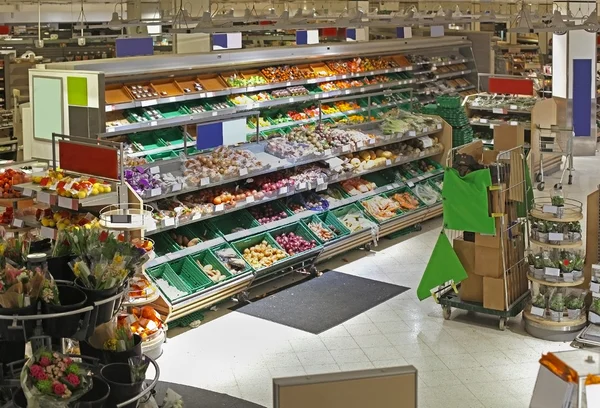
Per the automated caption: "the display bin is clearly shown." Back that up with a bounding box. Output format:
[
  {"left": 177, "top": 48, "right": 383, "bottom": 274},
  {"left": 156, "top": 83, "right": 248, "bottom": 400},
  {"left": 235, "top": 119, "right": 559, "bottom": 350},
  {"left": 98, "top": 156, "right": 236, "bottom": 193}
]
[
  {"left": 158, "top": 104, "right": 189, "bottom": 119},
  {"left": 190, "top": 250, "right": 234, "bottom": 282},
  {"left": 209, "top": 210, "right": 260, "bottom": 236},
  {"left": 362, "top": 172, "right": 395, "bottom": 187},
  {"left": 210, "top": 242, "right": 253, "bottom": 275},
  {"left": 184, "top": 221, "right": 221, "bottom": 241},
  {"left": 248, "top": 200, "right": 293, "bottom": 225},
  {"left": 230, "top": 232, "right": 289, "bottom": 271},
  {"left": 384, "top": 187, "right": 427, "bottom": 212},
  {"left": 429, "top": 174, "right": 444, "bottom": 192},
  {"left": 358, "top": 194, "right": 404, "bottom": 223},
  {"left": 168, "top": 256, "right": 214, "bottom": 291},
  {"left": 129, "top": 132, "right": 166, "bottom": 151},
  {"left": 267, "top": 222, "right": 322, "bottom": 258},
  {"left": 146, "top": 263, "right": 193, "bottom": 302},
  {"left": 146, "top": 151, "right": 180, "bottom": 162},
  {"left": 157, "top": 128, "right": 192, "bottom": 146},
  {"left": 331, "top": 203, "right": 371, "bottom": 233},
  {"left": 153, "top": 233, "right": 180, "bottom": 256},
  {"left": 301, "top": 214, "right": 341, "bottom": 245},
  {"left": 316, "top": 211, "right": 352, "bottom": 238}
]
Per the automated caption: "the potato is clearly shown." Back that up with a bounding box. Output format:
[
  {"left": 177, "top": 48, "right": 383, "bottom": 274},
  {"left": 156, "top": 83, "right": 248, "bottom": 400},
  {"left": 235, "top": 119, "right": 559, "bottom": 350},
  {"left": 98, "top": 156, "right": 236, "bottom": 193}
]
[{"left": 188, "top": 238, "right": 201, "bottom": 247}]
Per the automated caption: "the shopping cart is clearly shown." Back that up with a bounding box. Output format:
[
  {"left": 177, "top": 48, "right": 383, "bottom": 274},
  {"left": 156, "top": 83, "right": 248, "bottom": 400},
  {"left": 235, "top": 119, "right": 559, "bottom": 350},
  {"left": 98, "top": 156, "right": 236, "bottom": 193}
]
[{"left": 534, "top": 125, "right": 574, "bottom": 191}]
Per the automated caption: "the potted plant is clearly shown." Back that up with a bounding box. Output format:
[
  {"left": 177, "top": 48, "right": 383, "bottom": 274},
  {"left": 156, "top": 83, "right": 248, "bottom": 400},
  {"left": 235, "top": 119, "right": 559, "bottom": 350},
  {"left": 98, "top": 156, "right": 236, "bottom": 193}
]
[
  {"left": 549, "top": 292, "right": 565, "bottom": 322},
  {"left": 80, "top": 319, "right": 142, "bottom": 365},
  {"left": 568, "top": 222, "right": 582, "bottom": 243},
  {"left": 531, "top": 254, "right": 545, "bottom": 279},
  {"left": 531, "top": 293, "right": 546, "bottom": 317},
  {"left": 566, "top": 295, "right": 584, "bottom": 320},
  {"left": 529, "top": 217, "right": 539, "bottom": 241},
  {"left": 590, "top": 298, "right": 600, "bottom": 324},
  {"left": 543, "top": 255, "right": 559, "bottom": 282},
  {"left": 572, "top": 252, "right": 584, "bottom": 281},
  {"left": 548, "top": 222, "right": 562, "bottom": 244},
  {"left": 537, "top": 221, "right": 549, "bottom": 243},
  {"left": 560, "top": 257, "right": 574, "bottom": 282},
  {"left": 552, "top": 186, "right": 565, "bottom": 218}
]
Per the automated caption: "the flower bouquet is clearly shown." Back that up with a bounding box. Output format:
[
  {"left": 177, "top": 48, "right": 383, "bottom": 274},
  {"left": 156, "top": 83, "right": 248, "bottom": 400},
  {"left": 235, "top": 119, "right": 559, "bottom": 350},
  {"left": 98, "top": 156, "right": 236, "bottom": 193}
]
[
  {"left": 81, "top": 318, "right": 142, "bottom": 364},
  {"left": 20, "top": 348, "right": 91, "bottom": 407}
]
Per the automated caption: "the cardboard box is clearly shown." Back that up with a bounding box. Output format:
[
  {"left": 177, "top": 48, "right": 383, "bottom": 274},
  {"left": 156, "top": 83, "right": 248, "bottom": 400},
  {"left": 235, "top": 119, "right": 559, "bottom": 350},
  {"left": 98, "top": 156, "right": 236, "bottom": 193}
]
[
  {"left": 493, "top": 124, "right": 525, "bottom": 152},
  {"left": 483, "top": 277, "right": 507, "bottom": 311},
  {"left": 489, "top": 184, "right": 506, "bottom": 215},
  {"left": 506, "top": 201, "right": 518, "bottom": 223},
  {"left": 460, "top": 273, "right": 484, "bottom": 303},
  {"left": 453, "top": 237, "right": 475, "bottom": 274},
  {"left": 474, "top": 246, "right": 504, "bottom": 278},
  {"left": 474, "top": 216, "right": 506, "bottom": 249}
]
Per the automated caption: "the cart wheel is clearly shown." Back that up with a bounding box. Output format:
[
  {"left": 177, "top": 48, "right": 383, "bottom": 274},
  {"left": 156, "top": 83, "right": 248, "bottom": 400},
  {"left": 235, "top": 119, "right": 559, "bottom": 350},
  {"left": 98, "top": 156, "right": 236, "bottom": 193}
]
[
  {"left": 235, "top": 291, "right": 250, "bottom": 304},
  {"left": 535, "top": 173, "right": 543, "bottom": 182},
  {"left": 568, "top": 175, "right": 573, "bottom": 185},
  {"left": 309, "top": 266, "right": 321, "bottom": 278},
  {"left": 499, "top": 317, "right": 506, "bottom": 331},
  {"left": 442, "top": 306, "right": 451, "bottom": 320},
  {"left": 364, "top": 242, "right": 373, "bottom": 251},
  {"left": 537, "top": 182, "right": 545, "bottom": 191},
  {"left": 414, "top": 224, "right": 422, "bottom": 232}
]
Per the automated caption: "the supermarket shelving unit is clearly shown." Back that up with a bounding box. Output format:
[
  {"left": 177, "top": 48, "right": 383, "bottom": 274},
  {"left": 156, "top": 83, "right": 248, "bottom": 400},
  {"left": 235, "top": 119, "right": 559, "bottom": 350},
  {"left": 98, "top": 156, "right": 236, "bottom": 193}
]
[{"left": 30, "top": 38, "right": 461, "bottom": 322}]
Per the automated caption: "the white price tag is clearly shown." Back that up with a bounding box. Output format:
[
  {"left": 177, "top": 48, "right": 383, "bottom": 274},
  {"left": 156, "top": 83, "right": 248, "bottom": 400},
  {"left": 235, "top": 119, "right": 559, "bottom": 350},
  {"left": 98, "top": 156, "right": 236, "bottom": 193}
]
[
  {"left": 141, "top": 99, "right": 158, "bottom": 107},
  {"left": 510, "top": 121, "right": 518, "bottom": 126},
  {"left": 386, "top": 185, "right": 393, "bottom": 191},
  {"left": 436, "top": 123, "right": 442, "bottom": 129},
  {"left": 368, "top": 138, "right": 376, "bottom": 145},
  {"left": 316, "top": 177, "right": 324, "bottom": 186},
  {"left": 544, "top": 267, "right": 560, "bottom": 277},
  {"left": 542, "top": 204, "right": 558, "bottom": 214},
  {"left": 492, "top": 107, "right": 505, "bottom": 114},
  {"left": 246, "top": 196, "right": 255, "bottom": 204},
  {"left": 212, "top": 112, "right": 218, "bottom": 117},
  {"left": 342, "top": 145, "right": 350, "bottom": 152},
  {"left": 168, "top": 97, "right": 177, "bottom": 103},
  {"left": 419, "top": 152, "right": 425, "bottom": 157},
  {"left": 298, "top": 182, "right": 307, "bottom": 190},
  {"left": 509, "top": 104, "right": 518, "bottom": 110},
  {"left": 591, "top": 281, "right": 600, "bottom": 293},
  {"left": 586, "top": 383, "right": 600, "bottom": 407},
  {"left": 106, "top": 105, "right": 114, "bottom": 112},
  {"left": 316, "top": 183, "right": 328, "bottom": 192},
  {"left": 22, "top": 188, "right": 33, "bottom": 197},
  {"left": 150, "top": 166, "right": 160, "bottom": 174},
  {"left": 279, "top": 186, "right": 288, "bottom": 195},
  {"left": 239, "top": 168, "right": 248, "bottom": 177},
  {"left": 480, "top": 118, "right": 488, "bottom": 124},
  {"left": 163, "top": 217, "right": 175, "bottom": 227},
  {"left": 489, "top": 124, "right": 495, "bottom": 129},
  {"left": 356, "top": 141, "right": 364, "bottom": 148},
  {"left": 151, "top": 121, "right": 158, "bottom": 127},
  {"left": 171, "top": 183, "right": 182, "bottom": 192},
  {"left": 530, "top": 306, "right": 545, "bottom": 317},
  {"left": 422, "top": 127, "right": 429, "bottom": 133},
  {"left": 150, "top": 188, "right": 162, "bottom": 197},
  {"left": 408, "top": 130, "right": 416, "bottom": 137},
  {"left": 200, "top": 177, "right": 210, "bottom": 186},
  {"left": 215, "top": 204, "right": 224, "bottom": 212},
  {"left": 548, "top": 232, "right": 564, "bottom": 241},
  {"left": 11, "top": 219, "right": 24, "bottom": 228},
  {"left": 58, "top": 196, "right": 78, "bottom": 210},
  {"left": 206, "top": 92, "right": 215, "bottom": 98},
  {"left": 385, "top": 159, "right": 392, "bottom": 166},
  {"left": 192, "top": 213, "right": 202, "bottom": 221},
  {"left": 37, "top": 191, "right": 52, "bottom": 204},
  {"left": 324, "top": 149, "right": 332, "bottom": 156},
  {"left": 407, "top": 181, "right": 415, "bottom": 188}
]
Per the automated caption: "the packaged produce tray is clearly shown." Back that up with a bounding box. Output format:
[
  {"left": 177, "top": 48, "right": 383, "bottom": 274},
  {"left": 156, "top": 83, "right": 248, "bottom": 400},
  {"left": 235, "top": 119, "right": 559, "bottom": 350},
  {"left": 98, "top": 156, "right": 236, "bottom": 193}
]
[
  {"left": 146, "top": 151, "right": 180, "bottom": 162},
  {"left": 129, "top": 132, "right": 166, "bottom": 151},
  {"left": 209, "top": 210, "right": 260, "bottom": 236},
  {"left": 316, "top": 211, "right": 352, "bottom": 238},
  {"left": 384, "top": 187, "right": 426, "bottom": 213},
  {"left": 166, "top": 223, "right": 220, "bottom": 249},
  {"left": 268, "top": 222, "right": 322, "bottom": 258},
  {"left": 331, "top": 203, "right": 373, "bottom": 233},
  {"left": 211, "top": 242, "right": 252, "bottom": 275},
  {"left": 152, "top": 233, "right": 180, "bottom": 257},
  {"left": 429, "top": 174, "right": 444, "bottom": 192},
  {"left": 230, "top": 232, "right": 289, "bottom": 271},
  {"left": 410, "top": 179, "right": 443, "bottom": 206},
  {"left": 359, "top": 194, "right": 404, "bottom": 223},
  {"left": 191, "top": 250, "right": 234, "bottom": 284},
  {"left": 146, "top": 263, "right": 193, "bottom": 303},
  {"left": 302, "top": 212, "right": 350, "bottom": 244}
]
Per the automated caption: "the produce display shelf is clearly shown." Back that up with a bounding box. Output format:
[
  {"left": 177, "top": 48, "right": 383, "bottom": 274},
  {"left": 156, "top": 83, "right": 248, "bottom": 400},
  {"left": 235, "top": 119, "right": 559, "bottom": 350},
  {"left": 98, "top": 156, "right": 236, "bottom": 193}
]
[
  {"left": 143, "top": 125, "right": 443, "bottom": 203},
  {"left": 103, "top": 61, "right": 471, "bottom": 113},
  {"left": 14, "top": 182, "right": 119, "bottom": 209},
  {"left": 470, "top": 119, "right": 532, "bottom": 128},
  {"left": 416, "top": 85, "right": 475, "bottom": 96},
  {"left": 526, "top": 273, "right": 585, "bottom": 287},
  {"left": 144, "top": 148, "right": 444, "bottom": 236},
  {"left": 150, "top": 168, "right": 443, "bottom": 266},
  {"left": 467, "top": 105, "right": 533, "bottom": 114},
  {"left": 317, "top": 227, "right": 375, "bottom": 261},
  {"left": 523, "top": 310, "right": 587, "bottom": 340},
  {"left": 529, "top": 238, "right": 583, "bottom": 249},
  {"left": 530, "top": 209, "right": 584, "bottom": 223}
]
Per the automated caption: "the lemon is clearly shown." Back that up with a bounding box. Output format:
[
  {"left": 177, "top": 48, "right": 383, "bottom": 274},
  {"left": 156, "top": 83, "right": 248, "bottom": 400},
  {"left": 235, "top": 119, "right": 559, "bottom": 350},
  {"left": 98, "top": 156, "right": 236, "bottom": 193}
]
[
  {"left": 62, "top": 219, "right": 71, "bottom": 226},
  {"left": 91, "top": 188, "right": 99, "bottom": 196},
  {"left": 56, "top": 173, "right": 63, "bottom": 180},
  {"left": 103, "top": 186, "right": 112, "bottom": 193},
  {"left": 41, "top": 218, "right": 49, "bottom": 227},
  {"left": 57, "top": 223, "right": 64, "bottom": 231},
  {"left": 77, "top": 190, "right": 87, "bottom": 199}
]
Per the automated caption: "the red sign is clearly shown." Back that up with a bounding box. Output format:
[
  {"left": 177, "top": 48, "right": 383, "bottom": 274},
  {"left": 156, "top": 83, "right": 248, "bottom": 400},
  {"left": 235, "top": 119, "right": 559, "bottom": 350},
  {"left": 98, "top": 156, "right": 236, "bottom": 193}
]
[
  {"left": 488, "top": 77, "right": 534, "bottom": 96},
  {"left": 59, "top": 140, "right": 119, "bottom": 180}
]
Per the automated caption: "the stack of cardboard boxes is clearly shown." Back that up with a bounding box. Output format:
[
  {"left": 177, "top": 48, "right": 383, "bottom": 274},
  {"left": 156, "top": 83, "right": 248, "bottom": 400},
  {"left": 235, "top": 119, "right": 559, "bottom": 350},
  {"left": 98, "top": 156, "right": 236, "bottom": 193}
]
[{"left": 454, "top": 125, "right": 529, "bottom": 310}]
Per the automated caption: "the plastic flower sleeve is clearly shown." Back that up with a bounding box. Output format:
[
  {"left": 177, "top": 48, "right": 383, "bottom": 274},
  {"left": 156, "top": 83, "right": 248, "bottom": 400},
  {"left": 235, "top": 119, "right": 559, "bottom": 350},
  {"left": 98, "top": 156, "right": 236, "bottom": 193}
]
[{"left": 128, "top": 355, "right": 149, "bottom": 383}]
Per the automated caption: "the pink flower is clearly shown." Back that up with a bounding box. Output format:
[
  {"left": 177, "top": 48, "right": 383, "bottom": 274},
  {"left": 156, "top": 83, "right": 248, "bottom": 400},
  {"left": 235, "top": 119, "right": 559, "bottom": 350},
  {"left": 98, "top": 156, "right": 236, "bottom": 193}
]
[
  {"left": 39, "top": 356, "right": 51, "bottom": 367},
  {"left": 63, "top": 358, "right": 72, "bottom": 365},
  {"left": 52, "top": 382, "right": 66, "bottom": 396},
  {"left": 30, "top": 365, "right": 44, "bottom": 378},
  {"left": 65, "top": 374, "right": 80, "bottom": 387}
]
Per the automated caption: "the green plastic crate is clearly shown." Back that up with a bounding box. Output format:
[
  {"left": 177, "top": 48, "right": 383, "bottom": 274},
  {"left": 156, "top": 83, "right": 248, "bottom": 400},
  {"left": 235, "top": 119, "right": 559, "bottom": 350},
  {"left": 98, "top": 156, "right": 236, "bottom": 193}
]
[
  {"left": 210, "top": 242, "right": 252, "bottom": 275},
  {"left": 158, "top": 128, "right": 192, "bottom": 146},
  {"left": 190, "top": 250, "right": 233, "bottom": 283},
  {"left": 153, "top": 233, "right": 181, "bottom": 256},
  {"left": 231, "top": 233, "right": 289, "bottom": 271},
  {"left": 331, "top": 203, "right": 371, "bottom": 233},
  {"left": 384, "top": 187, "right": 426, "bottom": 212},
  {"left": 268, "top": 222, "right": 322, "bottom": 257},
  {"left": 169, "top": 256, "right": 214, "bottom": 291},
  {"left": 129, "top": 132, "right": 165, "bottom": 151},
  {"left": 248, "top": 201, "right": 293, "bottom": 225},
  {"left": 185, "top": 222, "right": 221, "bottom": 241},
  {"left": 209, "top": 210, "right": 260, "bottom": 236},
  {"left": 358, "top": 194, "right": 403, "bottom": 223},
  {"left": 362, "top": 172, "right": 394, "bottom": 187},
  {"left": 316, "top": 211, "right": 351, "bottom": 238},
  {"left": 146, "top": 150, "right": 179, "bottom": 162},
  {"left": 159, "top": 104, "right": 189, "bottom": 119},
  {"left": 301, "top": 215, "right": 338, "bottom": 244},
  {"left": 146, "top": 263, "right": 193, "bottom": 302}
]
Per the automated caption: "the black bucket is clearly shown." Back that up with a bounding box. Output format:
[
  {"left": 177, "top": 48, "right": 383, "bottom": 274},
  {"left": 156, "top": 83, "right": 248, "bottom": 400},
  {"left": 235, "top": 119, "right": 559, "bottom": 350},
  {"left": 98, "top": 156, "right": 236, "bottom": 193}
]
[
  {"left": 73, "top": 376, "right": 111, "bottom": 408},
  {"left": 80, "top": 334, "right": 142, "bottom": 365},
  {"left": 75, "top": 279, "right": 121, "bottom": 326},
  {"left": 47, "top": 255, "right": 76, "bottom": 281},
  {"left": 42, "top": 284, "right": 87, "bottom": 338},
  {"left": 101, "top": 363, "right": 144, "bottom": 408},
  {"left": 12, "top": 388, "right": 26, "bottom": 408},
  {"left": 0, "top": 303, "right": 37, "bottom": 341},
  {"left": 0, "top": 339, "right": 25, "bottom": 366}
]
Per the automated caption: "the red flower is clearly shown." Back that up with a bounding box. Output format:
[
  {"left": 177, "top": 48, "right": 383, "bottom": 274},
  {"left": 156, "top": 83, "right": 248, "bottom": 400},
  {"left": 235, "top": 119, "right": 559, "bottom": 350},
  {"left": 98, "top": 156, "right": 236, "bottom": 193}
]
[
  {"left": 39, "top": 356, "right": 51, "bottom": 367},
  {"left": 65, "top": 374, "right": 80, "bottom": 387},
  {"left": 52, "top": 382, "right": 66, "bottom": 396},
  {"left": 30, "top": 365, "right": 45, "bottom": 378},
  {"left": 563, "top": 259, "right": 570, "bottom": 266},
  {"left": 63, "top": 357, "right": 73, "bottom": 365},
  {"left": 99, "top": 230, "right": 109, "bottom": 242}
]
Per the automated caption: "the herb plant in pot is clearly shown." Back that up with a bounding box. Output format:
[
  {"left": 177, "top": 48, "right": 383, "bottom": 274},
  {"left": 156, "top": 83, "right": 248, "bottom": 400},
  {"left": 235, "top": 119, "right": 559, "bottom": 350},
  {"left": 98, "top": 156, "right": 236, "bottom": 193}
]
[
  {"left": 530, "top": 293, "right": 546, "bottom": 317},
  {"left": 566, "top": 295, "right": 584, "bottom": 320},
  {"left": 531, "top": 253, "right": 544, "bottom": 279},
  {"left": 537, "top": 221, "right": 549, "bottom": 243},
  {"left": 568, "top": 222, "right": 582, "bottom": 243},
  {"left": 560, "top": 258, "right": 574, "bottom": 283},
  {"left": 40, "top": 277, "right": 87, "bottom": 339},
  {"left": 572, "top": 253, "right": 584, "bottom": 281},
  {"left": 590, "top": 298, "right": 600, "bottom": 324},
  {"left": 549, "top": 293, "right": 565, "bottom": 322}
]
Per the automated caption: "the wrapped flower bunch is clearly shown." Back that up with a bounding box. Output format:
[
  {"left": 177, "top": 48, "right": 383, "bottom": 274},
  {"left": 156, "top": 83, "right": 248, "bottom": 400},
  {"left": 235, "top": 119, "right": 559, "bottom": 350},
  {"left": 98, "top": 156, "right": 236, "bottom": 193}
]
[
  {"left": 0, "top": 264, "right": 44, "bottom": 308},
  {"left": 21, "top": 349, "right": 91, "bottom": 407}
]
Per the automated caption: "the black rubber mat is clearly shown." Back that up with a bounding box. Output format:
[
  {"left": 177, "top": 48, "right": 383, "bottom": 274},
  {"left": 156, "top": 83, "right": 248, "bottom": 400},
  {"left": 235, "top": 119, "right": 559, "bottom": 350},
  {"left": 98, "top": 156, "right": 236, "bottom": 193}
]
[
  {"left": 154, "top": 381, "right": 265, "bottom": 408},
  {"left": 236, "top": 271, "right": 409, "bottom": 334}
]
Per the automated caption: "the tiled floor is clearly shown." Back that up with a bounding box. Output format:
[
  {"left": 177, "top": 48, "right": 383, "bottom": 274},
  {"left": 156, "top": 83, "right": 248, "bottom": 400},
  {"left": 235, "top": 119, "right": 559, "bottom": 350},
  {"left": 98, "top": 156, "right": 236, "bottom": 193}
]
[{"left": 158, "top": 151, "right": 599, "bottom": 408}]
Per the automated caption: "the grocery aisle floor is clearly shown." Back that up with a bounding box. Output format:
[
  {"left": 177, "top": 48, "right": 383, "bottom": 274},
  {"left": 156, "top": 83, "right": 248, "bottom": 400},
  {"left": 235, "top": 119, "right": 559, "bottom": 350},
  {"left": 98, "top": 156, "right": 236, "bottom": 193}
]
[{"left": 158, "top": 151, "right": 599, "bottom": 408}]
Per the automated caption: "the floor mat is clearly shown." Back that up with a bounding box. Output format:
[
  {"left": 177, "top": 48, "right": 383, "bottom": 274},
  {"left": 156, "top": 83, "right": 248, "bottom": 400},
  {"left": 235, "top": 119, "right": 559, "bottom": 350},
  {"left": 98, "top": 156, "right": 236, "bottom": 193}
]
[
  {"left": 236, "top": 271, "right": 409, "bottom": 334},
  {"left": 154, "top": 381, "right": 265, "bottom": 408}
]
